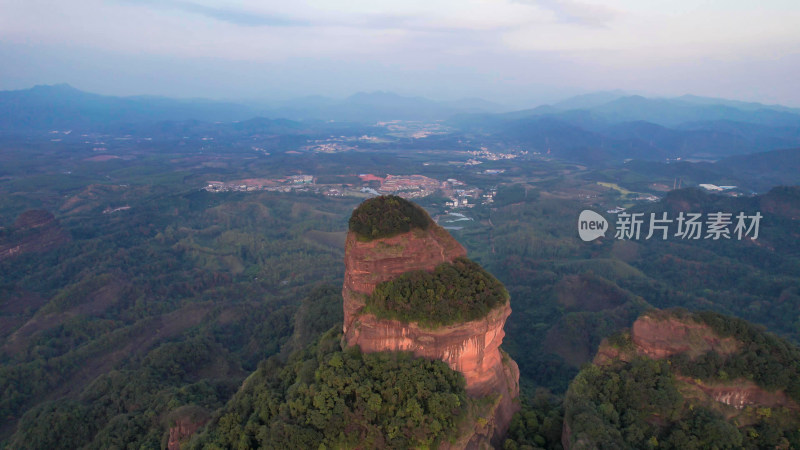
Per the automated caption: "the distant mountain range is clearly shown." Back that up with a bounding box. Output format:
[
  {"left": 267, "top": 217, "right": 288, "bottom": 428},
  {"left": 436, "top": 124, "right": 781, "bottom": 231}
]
[
  {"left": 450, "top": 93, "right": 800, "bottom": 163},
  {"left": 259, "top": 91, "right": 509, "bottom": 122},
  {"left": 0, "top": 84, "right": 508, "bottom": 131},
  {"left": 2, "top": 84, "right": 799, "bottom": 164},
  {"left": 0, "top": 84, "right": 256, "bottom": 131}
]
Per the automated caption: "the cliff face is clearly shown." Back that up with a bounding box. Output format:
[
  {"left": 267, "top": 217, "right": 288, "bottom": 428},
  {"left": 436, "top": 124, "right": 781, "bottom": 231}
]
[
  {"left": 347, "top": 306, "right": 514, "bottom": 397},
  {"left": 342, "top": 216, "right": 519, "bottom": 446}
]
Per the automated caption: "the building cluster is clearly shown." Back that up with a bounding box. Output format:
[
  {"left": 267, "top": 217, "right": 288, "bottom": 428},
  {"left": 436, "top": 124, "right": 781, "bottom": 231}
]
[
  {"left": 699, "top": 183, "right": 738, "bottom": 192},
  {"left": 288, "top": 175, "right": 314, "bottom": 184},
  {"left": 467, "top": 149, "right": 526, "bottom": 161},
  {"left": 379, "top": 175, "right": 440, "bottom": 195},
  {"left": 204, "top": 171, "right": 497, "bottom": 208},
  {"left": 634, "top": 194, "right": 660, "bottom": 202},
  {"left": 444, "top": 184, "right": 496, "bottom": 209},
  {"left": 204, "top": 174, "right": 314, "bottom": 193},
  {"left": 309, "top": 142, "right": 352, "bottom": 153}
]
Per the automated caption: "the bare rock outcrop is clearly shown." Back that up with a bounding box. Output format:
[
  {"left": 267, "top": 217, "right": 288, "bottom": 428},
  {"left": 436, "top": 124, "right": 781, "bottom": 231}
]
[
  {"left": 167, "top": 417, "right": 208, "bottom": 450},
  {"left": 631, "top": 313, "right": 739, "bottom": 359},
  {"left": 677, "top": 376, "right": 799, "bottom": 411}
]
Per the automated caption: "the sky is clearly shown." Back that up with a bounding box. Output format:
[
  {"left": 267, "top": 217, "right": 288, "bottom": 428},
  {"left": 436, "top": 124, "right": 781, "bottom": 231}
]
[{"left": 1, "top": 0, "right": 799, "bottom": 107}]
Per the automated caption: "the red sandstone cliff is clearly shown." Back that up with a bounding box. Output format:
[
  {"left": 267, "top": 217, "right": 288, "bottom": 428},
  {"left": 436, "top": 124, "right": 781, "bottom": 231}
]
[{"left": 342, "top": 219, "right": 519, "bottom": 446}]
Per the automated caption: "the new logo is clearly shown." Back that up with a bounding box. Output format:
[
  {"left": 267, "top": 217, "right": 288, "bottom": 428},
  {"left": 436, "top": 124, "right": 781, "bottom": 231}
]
[{"left": 578, "top": 210, "right": 608, "bottom": 242}]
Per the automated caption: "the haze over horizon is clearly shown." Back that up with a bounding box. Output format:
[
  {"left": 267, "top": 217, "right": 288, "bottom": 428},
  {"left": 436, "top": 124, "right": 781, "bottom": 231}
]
[{"left": 1, "top": 0, "right": 799, "bottom": 107}]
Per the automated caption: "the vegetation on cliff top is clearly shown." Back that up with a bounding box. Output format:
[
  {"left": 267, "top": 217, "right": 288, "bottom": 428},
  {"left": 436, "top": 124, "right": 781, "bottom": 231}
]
[
  {"left": 366, "top": 257, "right": 509, "bottom": 327},
  {"left": 190, "top": 328, "right": 470, "bottom": 449},
  {"left": 348, "top": 195, "right": 430, "bottom": 240}
]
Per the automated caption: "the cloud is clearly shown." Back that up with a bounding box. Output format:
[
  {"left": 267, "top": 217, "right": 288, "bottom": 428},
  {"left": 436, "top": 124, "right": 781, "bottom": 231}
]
[
  {"left": 125, "top": 0, "right": 546, "bottom": 33},
  {"left": 2, "top": 0, "right": 799, "bottom": 106},
  {"left": 129, "top": 0, "right": 310, "bottom": 27},
  {"left": 514, "top": 0, "right": 618, "bottom": 27}
]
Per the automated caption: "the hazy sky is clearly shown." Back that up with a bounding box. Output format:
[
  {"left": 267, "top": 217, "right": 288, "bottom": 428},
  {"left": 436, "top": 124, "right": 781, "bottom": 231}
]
[{"left": 1, "top": 0, "right": 798, "bottom": 107}]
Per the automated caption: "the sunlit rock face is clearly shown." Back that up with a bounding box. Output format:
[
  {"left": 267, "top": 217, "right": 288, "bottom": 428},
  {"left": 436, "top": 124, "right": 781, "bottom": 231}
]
[
  {"left": 630, "top": 314, "right": 740, "bottom": 360},
  {"left": 342, "top": 205, "right": 519, "bottom": 446}
]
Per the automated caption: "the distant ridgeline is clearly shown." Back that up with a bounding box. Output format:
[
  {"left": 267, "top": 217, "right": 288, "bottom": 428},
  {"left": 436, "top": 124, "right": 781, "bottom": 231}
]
[
  {"left": 562, "top": 308, "right": 800, "bottom": 449},
  {"left": 348, "top": 195, "right": 430, "bottom": 240}
]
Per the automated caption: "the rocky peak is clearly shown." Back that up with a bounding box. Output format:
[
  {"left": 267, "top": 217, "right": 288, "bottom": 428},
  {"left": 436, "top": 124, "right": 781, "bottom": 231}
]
[{"left": 341, "top": 196, "right": 520, "bottom": 445}]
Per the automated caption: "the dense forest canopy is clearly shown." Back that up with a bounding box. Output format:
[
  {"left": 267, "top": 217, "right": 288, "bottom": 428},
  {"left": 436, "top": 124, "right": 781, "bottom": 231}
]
[
  {"left": 0, "top": 186, "right": 352, "bottom": 446},
  {"left": 191, "top": 329, "right": 472, "bottom": 449},
  {"left": 348, "top": 195, "right": 430, "bottom": 240},
  {"left": 367, "top": 257, "right": 509, "bottom": 327}
]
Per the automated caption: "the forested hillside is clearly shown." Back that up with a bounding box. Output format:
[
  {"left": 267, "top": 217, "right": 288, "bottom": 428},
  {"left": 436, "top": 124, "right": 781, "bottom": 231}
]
[
  {"left": 0, "top": 187, "right": 354, "bottom": 446},
  {"left": 190, "top": 328, "right": 475, "bottom": 449}
]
